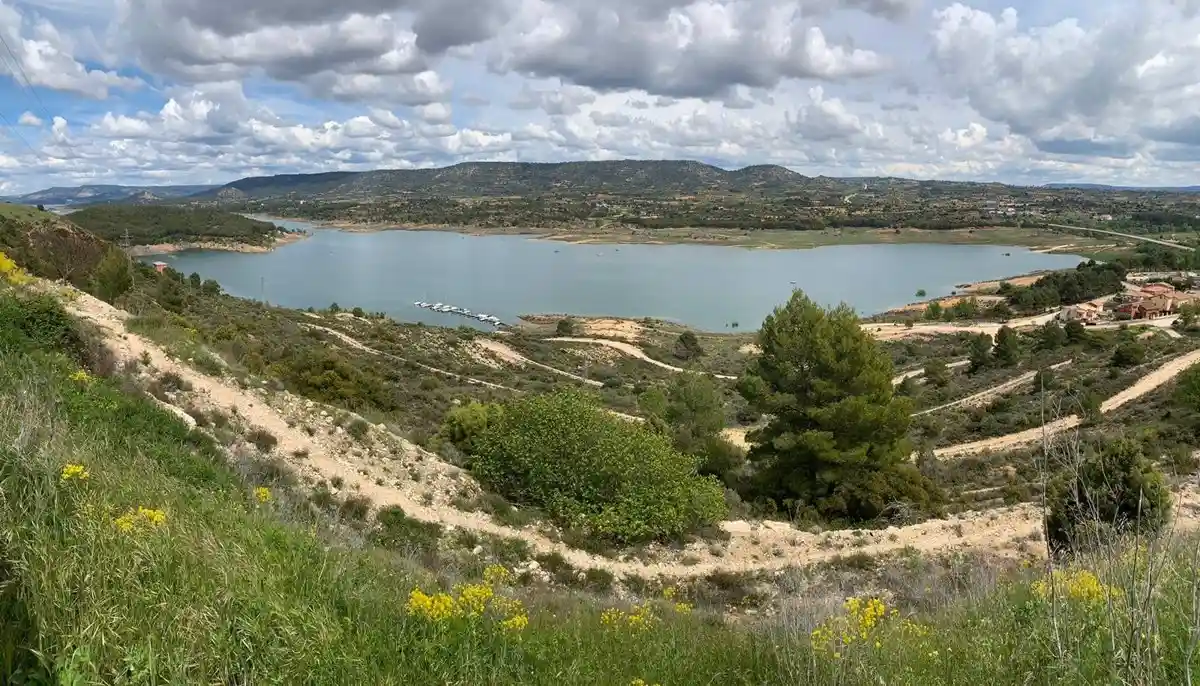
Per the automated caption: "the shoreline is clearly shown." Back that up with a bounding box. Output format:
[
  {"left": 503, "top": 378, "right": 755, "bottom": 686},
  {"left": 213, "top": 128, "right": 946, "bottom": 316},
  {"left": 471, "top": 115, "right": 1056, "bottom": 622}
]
[
  {"left": 125, "top": 230, "right": 309, "bottom": 257},
  {"left": 260, "top": 215, "right": 1099, "bottom": 252}
]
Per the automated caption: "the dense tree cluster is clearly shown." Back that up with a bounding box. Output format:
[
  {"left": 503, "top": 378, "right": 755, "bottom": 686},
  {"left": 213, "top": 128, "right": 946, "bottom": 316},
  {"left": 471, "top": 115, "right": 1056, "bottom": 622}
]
[
  {"left": 69, "top": 206, "right": 284, "bottom": 246},
  {"left": 1006, "top": 261, "right": 1126, "bottom": 312}
]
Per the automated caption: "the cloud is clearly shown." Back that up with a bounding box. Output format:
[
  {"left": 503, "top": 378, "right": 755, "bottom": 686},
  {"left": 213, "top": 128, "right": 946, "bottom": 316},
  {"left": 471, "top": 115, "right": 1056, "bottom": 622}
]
[
  {"left": 0, "top": 0, "right": 141, "bottom": 98},
  {"left": 18, "top": 111, "right": 43, "bottom": 126}
]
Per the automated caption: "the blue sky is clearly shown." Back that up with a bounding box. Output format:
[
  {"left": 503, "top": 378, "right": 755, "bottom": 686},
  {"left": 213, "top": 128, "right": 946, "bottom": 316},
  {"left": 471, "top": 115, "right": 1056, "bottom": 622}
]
[{"left": 2, "top": 0, "right": 1200, "bottom": 194}]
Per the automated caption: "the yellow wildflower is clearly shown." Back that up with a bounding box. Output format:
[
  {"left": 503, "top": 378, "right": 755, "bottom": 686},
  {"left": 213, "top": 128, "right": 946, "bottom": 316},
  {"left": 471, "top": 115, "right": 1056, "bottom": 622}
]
[
  {"left": 1032, "top": 568, "right": 1121, "bottom": 605},
  {"left": 601, "top": 608, "right": 625, "bottom": 627},
  {"left": 662, "top": 586, "right": 677, "bottom": 600},
  {"left": 406, "top": 589, "right": 457, "bottom": 622},
  {"left": 455, "top": 583, "right": 494, "bottom": 617},
  {"left": 673, "top": 602, "right": 693, "bottom": 615},
  {"left": 483, "top": 564, "right": 512, "bottom": 587},
  {"left": 500, "top": 613, "right": 529, "bottom": 633},
  {"left": 629, "top": 680, "right": 661, "bottom": 686},
  {"left": 113, "top": 506, "right": 166, "bottom": 533},
  {"left": 0, "top": 251, "right": 31, "bottom": 285},
  {"left": 69, "top": 369, "right": 93, "bottom": 384},
  {"left": 60, "top": 464, "right": 90, "bottom": 482},
  {"left": 254, "top": 487, "right": 272, "bottom": 504}
]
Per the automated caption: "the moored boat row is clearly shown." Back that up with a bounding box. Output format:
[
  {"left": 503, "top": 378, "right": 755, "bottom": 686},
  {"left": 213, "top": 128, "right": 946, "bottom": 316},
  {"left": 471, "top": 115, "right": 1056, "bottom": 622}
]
[{"left": 413, "top": 301, "right": 504, "bottom": 326}]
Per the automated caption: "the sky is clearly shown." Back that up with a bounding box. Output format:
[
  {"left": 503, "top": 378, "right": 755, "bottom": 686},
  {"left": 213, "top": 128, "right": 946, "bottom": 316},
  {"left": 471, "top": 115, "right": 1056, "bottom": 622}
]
[{"left": 2, "top": 0, "right": 1200, "bottom": 194}]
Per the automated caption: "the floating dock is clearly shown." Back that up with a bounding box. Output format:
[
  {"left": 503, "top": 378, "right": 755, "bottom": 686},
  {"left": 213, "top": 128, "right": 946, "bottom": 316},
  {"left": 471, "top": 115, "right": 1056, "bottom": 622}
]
[{"left": 414, "top": 302, "right": 504, "bottom": 327}]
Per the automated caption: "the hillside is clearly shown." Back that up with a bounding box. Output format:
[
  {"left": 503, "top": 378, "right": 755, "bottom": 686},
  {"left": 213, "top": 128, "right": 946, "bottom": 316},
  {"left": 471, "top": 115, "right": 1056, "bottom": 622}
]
[
  {"left": 0, "top": 203, "right": 115, "bottom": 288},
  {"left": 3, "top": 183, "right": 216, "bottom": 207},
  {"left": 2, "top": 209, "right": 1200, "bottom": 682},
  {"left": 67, "top": 205, "right": 291, "bottom": 248},
  {"left": 196, "top": 160, "right": 833, "bottom": 201}
]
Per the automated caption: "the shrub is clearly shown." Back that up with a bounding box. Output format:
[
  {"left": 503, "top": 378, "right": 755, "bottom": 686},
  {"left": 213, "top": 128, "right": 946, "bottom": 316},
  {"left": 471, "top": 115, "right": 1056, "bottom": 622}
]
[
  {"left": 0, "top": 293, "right": 86, "bottom": 361},
  {"left": 1045, "top": 439, "right": 1172, "bottom": 553},
  {"left": 372, "top": 506, "right": 443, "bottom": 554},
  {"left": 246, "top": 427, "right": 279, "bottom": 454},
  {"left": 438, "top": 401, "right": 505, "bottom": 456},
  {"left": 346, "top": 418, "right": 371, "bottom": 441},
  {"left": 471, "top": 391, "right": 727, "bottom": 544},
  {"left": 555, "top": 318, "right": 579, "bottom": 336},
  {"left": 1111, "top": 341, "right": 1147, "bottom": 368},
  {"left": 339, "top": 494, "right": 373, "bottom": 521}
]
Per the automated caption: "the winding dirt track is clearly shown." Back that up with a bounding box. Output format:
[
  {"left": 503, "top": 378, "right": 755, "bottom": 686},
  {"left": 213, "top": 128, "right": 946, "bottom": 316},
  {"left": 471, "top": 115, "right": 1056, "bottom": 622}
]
[
  {"left": 547, "top": 336, "right": 739, "bottom": 379},
  {"left": 474, "top": 338, "right": 603, "bottom": 386},
  {"left": 934, "top": 347, "right": 1200, "bottom": 458},
  {"left": 912, "top": 360, "right": 1074, "bottom": 417}
]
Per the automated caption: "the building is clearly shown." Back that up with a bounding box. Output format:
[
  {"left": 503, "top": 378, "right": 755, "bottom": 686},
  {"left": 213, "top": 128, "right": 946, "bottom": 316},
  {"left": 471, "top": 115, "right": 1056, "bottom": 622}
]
[
  {"left": 152, "top": 261, "right": 168, "bottom": 274},
  {"left": 1139, "top": 283, "right": 1176, "bottom": 297},
  {"left": 1117, "top": 295, "right": 1175, "bottom": 319},
  {"left": 1060, "top": 303, "right": 1101, "bottom": 324}
]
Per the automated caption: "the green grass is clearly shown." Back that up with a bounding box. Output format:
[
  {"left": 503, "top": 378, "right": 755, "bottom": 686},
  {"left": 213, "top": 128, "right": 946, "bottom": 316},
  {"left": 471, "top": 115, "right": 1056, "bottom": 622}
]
[{"left": 0, "top": 203, "right": 53, "bottom": 222}]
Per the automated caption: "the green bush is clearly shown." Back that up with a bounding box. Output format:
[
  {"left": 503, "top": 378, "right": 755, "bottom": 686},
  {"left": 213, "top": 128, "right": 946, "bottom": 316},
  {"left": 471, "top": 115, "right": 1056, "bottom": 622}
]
[
  {"left": 1045, "top": 439, "right": 1172, "bottom": 553},
  {"left": 0, "top": 293, "right": 85, "bottom": 360},
  {"left": 346, "top": 418, "right": 371, "bottom": 441},
  {"left": 471, "top": 391, "right": 727, "bottom": 544},
  {"left": 1111, "top": 341, "right": 1147, "bottom": 368},
  {"left": 372, "top": 506, "right": 443, "bottom": 554},
  {"left": 438, "top": 400, "right": 506, "bottom": 456}
]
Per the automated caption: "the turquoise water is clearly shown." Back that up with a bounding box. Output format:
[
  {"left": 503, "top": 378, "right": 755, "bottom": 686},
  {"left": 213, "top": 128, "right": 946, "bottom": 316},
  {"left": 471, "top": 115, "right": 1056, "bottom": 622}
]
[{"left": 147, "top": 220, "right": 1084, "bottom": 331}]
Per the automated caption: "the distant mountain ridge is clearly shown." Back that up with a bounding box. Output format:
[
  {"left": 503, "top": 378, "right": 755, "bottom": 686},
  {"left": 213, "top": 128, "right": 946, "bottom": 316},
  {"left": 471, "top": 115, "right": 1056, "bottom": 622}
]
[
  {"left": 3, "top": 184, "right": 218, "bottom": 207},
  {"left": 193, "top": 161, "right": 847, "bottom": 201},
  {"left": 1042, "top": 183, "right": 1200, "bottom": 192}
]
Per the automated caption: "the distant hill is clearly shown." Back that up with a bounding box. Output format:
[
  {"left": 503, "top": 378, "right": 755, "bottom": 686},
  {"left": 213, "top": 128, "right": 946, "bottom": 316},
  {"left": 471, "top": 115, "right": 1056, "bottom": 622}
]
[
  {"left": 68, "top": 205, "right": 286, "bottom": 247},
  {"left": 195, "top": 161, "right": 842, "bottom": 201},
  {"left": 6, "top": 184, "right": 218, "bottom": 208}
]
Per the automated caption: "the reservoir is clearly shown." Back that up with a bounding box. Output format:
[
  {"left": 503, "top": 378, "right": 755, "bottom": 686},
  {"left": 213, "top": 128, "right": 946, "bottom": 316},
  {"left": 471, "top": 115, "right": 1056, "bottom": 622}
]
[{"left": 149, "top": 220, "right": 1085, "bottom": 331}]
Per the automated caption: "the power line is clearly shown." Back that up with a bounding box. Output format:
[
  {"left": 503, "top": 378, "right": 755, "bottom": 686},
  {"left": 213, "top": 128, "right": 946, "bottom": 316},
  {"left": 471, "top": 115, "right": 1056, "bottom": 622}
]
[
  {"left": 0, "top": 109, "right": 40, "bottom": 159},
  {"left": 0, "top": 30, "right": 54, "bottom": 129}
]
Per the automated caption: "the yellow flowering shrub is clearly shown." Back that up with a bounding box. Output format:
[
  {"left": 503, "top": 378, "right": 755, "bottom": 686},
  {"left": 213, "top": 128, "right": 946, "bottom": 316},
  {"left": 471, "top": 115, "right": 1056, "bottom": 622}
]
[
  {"left": 60, "top": 464, "right": 90, "bottom": 482},
  {"left": 114, "top": 506, "right": 168, "bottom": 533},
  {"left": 0, "top": 251, "right": 31, "bottom": 285},
  {"left": 254, "top": 487, "right": 272, "bottom": 504},
  {"left": 601, "top": 602, "right": 659, "bottom": 633},
  {"left": 810, "top": 596, "right": 899, "bottom": 656},
  {"left": 630, "top": 680, "right": 662, "bottom": 686},
  {"left": 69, "top": 370, "right": 94, "bottom": 384},
  {"left": 404, "top": 565, "right": 529, "bottom": 635},
  {"left": 1031, "top": 568, "right": 1122, "bottom": 605}
]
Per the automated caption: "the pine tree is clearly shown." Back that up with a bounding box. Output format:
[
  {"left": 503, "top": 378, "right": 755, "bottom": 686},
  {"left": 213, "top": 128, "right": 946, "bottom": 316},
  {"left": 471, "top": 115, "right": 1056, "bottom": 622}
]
[
  {"left": 738, "top": 291, "right": 942, "bottom": 522},
  {"left": 993, "top": 326, "right": 1021, "bottom": 366}
]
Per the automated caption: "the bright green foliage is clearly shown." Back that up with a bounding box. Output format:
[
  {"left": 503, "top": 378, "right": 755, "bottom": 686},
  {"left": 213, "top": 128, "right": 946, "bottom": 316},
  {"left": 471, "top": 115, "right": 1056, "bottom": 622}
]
[
  {"left": 738, "top": 291, "right": 942, "bottom": 523},
  {"left": 471, "top": 391, "right": 727, "bottom": 543},
  {"left": 438, "top": 400, "right": 506, "bottom": 455},
  {"left": 643, "top": 375, "right": 743, "bottom": 484},
  {"left": 992, "top": 326, "right": 1021, "bottom": 366},
  {"left": 0, "top": 293, "right": 86, "bottom": 361},
  {"left": 923, "top": 302, "right": 943, "bottom": 321},
  {"left": 1173, "top": 365, "right": 1200, "bottom": 411},
  {"left": 1046, "top": 439, "right": 1171, "bottom": 552},
  {"left": 89, "top": 249, "right": 133, "bottom": 303}
]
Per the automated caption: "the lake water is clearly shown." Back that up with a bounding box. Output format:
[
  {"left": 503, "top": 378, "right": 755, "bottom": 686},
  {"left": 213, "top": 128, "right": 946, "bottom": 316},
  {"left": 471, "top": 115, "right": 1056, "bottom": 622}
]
[{"left": 147, "top": 220, "right": 1084, "bottom": 331}]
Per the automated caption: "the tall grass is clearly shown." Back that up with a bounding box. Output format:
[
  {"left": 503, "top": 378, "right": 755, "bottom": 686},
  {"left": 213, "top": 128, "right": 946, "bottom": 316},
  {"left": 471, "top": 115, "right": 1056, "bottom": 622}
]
[{"left": 2, "top": 289, "right": 1200, "bottom": 684}]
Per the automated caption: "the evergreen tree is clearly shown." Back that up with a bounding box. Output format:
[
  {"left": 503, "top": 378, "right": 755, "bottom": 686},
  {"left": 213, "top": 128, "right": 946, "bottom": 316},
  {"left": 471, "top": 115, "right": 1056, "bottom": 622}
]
[
  {"left": 993, "top": 326, "right": 1021, "bottom": 366},
  {"left": 89, "top": 249, "right": 133, "bottom": 304},
  {"left": 968, "top": 333, "right": 993, "bottom": 373},
  {"left": 1039, "top": 321, "right": 1068, "bottom": 350},
  {"left": 738, "top": 291, "right": 942, "bottom": 523}
]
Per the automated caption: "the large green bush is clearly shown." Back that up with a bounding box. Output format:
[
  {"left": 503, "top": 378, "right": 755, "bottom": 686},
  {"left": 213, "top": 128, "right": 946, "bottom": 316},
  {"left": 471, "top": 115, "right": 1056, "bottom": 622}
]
[
  {"left": 438, "top": 400, "right": 506, "bottom": 456},
  {"left": 471, "top": 391, "right": 727, "bottom": 544},
  {"left": 1045, "top": 439, "right": 1172, "bottom": 553}
]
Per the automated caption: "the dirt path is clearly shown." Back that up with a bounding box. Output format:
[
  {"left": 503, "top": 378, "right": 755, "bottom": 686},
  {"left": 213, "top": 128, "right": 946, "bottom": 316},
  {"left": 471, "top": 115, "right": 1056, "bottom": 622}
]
[
  {"left": 60, "top": 283, "right": 1159, "bottom": 579},
  {"left": 302, "top": 323, "right": 519, "bottom": 392},
  {"left": 893, "top": 359, "right": 970, "bottom": 385},
  {"left": 547, "top": 336, "right": 739, "bottom": 380},
  {"left": 934, "top": 348, "right": 1200, "bottom": 458},
  {"left": 913, "top": 360, "right": 1074, "bottom": 417},
  {"left": 474, "top": 338, "right": 603, "bottom": 387}
]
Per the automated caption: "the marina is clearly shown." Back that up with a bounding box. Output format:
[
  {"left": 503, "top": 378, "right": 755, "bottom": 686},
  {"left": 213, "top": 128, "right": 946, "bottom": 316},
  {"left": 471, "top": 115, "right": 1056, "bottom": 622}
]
[{"left": 414, "top": 301, "right": 505, "bottom": 327}]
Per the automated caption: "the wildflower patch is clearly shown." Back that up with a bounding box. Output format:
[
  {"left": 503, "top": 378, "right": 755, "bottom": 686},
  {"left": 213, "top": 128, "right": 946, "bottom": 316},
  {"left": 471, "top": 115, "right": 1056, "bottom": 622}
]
[{"left": 405, "top": 564, "right": 529, "bottom": 635}]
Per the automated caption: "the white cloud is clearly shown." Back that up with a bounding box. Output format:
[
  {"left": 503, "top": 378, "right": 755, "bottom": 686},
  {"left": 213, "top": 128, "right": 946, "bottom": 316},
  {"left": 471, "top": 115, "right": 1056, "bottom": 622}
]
[{"left": 4, "top": 0, "right": 1200, "bottom": 192}]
